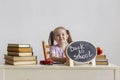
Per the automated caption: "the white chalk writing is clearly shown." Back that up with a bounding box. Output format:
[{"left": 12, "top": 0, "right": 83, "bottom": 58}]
[
  {"left": 69, "top": 43, "right": 93, "bottom": 60},
  {"left": 74, "top": 51, "right": 93, "bottom": 60}
]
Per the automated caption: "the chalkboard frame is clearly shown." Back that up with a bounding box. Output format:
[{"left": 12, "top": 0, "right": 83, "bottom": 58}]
[{"left": 66, "top": 41, "right": 97, "bottom": 63}]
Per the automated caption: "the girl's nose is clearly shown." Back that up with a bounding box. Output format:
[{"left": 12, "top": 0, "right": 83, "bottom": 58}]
[{"left": 60, "top": 35, "right": 62, "bottom": 38}]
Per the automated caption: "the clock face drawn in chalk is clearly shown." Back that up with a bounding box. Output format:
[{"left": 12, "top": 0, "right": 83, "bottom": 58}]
[{"left": 66, "top": 41, "right": 96, "bottom": 62}]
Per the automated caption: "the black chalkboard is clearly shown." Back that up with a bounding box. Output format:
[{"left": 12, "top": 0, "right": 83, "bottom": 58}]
[{"left": 66, "top": 41, "right": 96, "bottom": 62}]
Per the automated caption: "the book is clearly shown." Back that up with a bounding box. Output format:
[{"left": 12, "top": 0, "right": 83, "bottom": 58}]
[
  {"left": 8, "top": 44, "right": 31, "bottom": 47},
  {"left": 96, "top": 59, "right": 108, "bottom": 61},
  {"left": 4, "top": 55, "right": 37, "bottom": 61},
  {"left": 96, "top": 59, "right": 108, "bottom": 65},
  {"left": 96, "top": 61, "right": 108, "bottom": 65},
  {"left": 5, "top": 59, "right": 37, "bottom": 65},
  {"left": 7, "top": 52, "right": 33, "bottom": 56},
  {"left": 7, "top": 47, "right": 32, "bottom": 52},
  {"left": 96, "top": 55, "right": 106, "bottom": 59}
]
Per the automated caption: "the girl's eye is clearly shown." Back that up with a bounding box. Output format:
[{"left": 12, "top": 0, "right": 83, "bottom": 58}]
[{"left": 56, "top": 33, "right": 65, "bottom": 37}]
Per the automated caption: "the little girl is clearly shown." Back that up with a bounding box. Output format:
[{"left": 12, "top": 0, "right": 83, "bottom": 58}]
[{"left": 48, "top": 26, "right": 73, "bottom": 63}]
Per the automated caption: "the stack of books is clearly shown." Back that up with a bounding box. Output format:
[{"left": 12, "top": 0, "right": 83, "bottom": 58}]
[
  {"left": 4, "top": 44, "right": 37, "bottom": 65},
  {"left": 95, "top": 55, "right": 109, "bottom": 65}
]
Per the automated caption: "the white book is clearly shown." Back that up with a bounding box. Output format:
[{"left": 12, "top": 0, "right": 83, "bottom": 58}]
[
  {"left": 5, "top": 60, "right": 37, "bottom": 65},
  {"left": 96, "top": 59, "right": 108, "bottom": 62}
]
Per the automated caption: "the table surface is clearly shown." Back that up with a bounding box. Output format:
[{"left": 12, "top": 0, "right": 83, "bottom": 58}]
[{"left": 0, "top": 63, "right": 119, "bottom": 70}]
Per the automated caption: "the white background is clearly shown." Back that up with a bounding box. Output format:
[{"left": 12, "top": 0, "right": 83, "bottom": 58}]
[{"left": 0, "top": 0, "right": 120, "bottom": 65}]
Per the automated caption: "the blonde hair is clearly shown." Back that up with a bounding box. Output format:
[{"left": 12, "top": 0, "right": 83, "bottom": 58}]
[{"left": 48, "top": 26, "right": 73, "bottom": 46}]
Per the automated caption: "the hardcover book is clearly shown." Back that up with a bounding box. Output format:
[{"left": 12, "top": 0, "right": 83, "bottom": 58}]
[
  {"left": 96, "top": 61, "right": 108, "bottom": 65},
  {"left": 96, "top": 59, "right": 108, "bottom": 65},
  {"left": 5, "top": 60, "right": 37, "bottom": 65},
  {"left": 96, "top": 55, "right": 106, "bottom": 59},
  {"left": 8, "top": 44, "right": 31, "bottom": 47},
  {"left": 4, "top": 55, "right": 37, "bottom": 61},
  {"left": 7, "top": 47, "right": 33, "bottom": 52},
  {"left": 7, "top": 52, "right": 33, "bottom": 56}
]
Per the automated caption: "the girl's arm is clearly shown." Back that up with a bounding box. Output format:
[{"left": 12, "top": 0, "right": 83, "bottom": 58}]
[
  {"left": 51, "top": 56, "right": 66, "bottom": 63},
  {"left": 50, "top": 46, "right": 66, "bottom": 63}
]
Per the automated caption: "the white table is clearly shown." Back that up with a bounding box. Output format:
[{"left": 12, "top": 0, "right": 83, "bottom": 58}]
[{"left": 0, "top": 64, "right": 120, "bottom": 80}]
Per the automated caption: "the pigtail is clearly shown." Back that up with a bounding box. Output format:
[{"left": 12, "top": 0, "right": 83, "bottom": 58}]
[
  {"left": 66, "top": 30, "right": 73, "bottom": 43},
  {"left": 48, "top": 31, "right": 54, "bottom": 46}
]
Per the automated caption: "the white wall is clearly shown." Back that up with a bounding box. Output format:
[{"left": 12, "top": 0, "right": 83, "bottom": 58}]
[{"left": 0, "top": 0, "right": 120, "bottom": 65}]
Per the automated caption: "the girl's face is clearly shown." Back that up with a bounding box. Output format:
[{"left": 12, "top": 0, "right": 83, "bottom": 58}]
[{"left": 54, "top": 29, "right": 68, "bottom": 44}]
